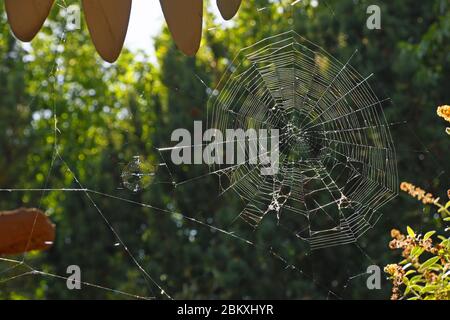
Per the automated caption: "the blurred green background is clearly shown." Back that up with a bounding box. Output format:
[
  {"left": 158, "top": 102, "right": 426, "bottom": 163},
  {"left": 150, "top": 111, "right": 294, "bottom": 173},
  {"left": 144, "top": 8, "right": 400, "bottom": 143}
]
[{"left": 0, "top": 0, "right": 449, "bottom": 299}]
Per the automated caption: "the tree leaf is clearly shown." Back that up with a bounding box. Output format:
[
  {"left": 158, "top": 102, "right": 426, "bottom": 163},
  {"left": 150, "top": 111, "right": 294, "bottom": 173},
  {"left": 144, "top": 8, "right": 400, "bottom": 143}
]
[
  {"left": 421, "top": 285, "right": 438, "bottom": 294},
  {"left": 407, "top": 226, "right": 415, "bottom": 238},
  {"left": 423, "top": 231, "right": 436, "bottom": 240},
  {"left": 419, "top": 256, "right": 440, "bottom": 272}
]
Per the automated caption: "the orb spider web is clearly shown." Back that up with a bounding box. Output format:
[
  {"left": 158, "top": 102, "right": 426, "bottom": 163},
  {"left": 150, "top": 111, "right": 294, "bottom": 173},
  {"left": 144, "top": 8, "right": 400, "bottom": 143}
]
[{"left": 207, "top": 30, "right": 398, "bottom": 250}]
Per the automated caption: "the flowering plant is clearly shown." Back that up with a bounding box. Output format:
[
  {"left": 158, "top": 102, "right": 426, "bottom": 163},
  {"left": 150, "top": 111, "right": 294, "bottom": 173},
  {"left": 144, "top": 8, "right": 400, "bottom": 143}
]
[{"left": 385, "top": 105, "right": 450, "bottom": 300}]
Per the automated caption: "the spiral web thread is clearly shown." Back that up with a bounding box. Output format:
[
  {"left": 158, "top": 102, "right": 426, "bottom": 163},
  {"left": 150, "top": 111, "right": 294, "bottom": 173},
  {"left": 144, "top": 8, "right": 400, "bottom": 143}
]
[{"left": 207, "top": 30, "right": 398, "bottom": 250}]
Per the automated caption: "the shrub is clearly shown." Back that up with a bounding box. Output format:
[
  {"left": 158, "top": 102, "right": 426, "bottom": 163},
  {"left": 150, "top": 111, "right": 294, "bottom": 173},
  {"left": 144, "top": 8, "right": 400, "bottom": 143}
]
[{"left": 385, "top": 105, "right": 450, "bottom": 300}]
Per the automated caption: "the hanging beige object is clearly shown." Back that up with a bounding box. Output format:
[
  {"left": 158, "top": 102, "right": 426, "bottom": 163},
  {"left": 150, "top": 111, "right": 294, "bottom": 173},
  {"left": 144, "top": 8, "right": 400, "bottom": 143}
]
[
  {"left": 4, "top": 1, "right": 242, "bottom": 60},
  {"left": 5, "top": 0, "right": 54, "bottom": 42},
  {"left": 217, "top": 0, "right": 242, "bottom": 20},
  {"left": 160, "top": 0, "right": 203, "bottom": 56},
  {"left": 82, "top": 0, "right": 132, "bottom": 63},
  {"left": 0, "top": 208, "right": 55, "bottom": 256}
]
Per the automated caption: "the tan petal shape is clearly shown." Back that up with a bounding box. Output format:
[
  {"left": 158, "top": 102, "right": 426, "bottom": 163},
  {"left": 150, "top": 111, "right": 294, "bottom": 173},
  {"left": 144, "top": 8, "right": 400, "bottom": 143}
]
[
  {"left": 217, "top": 0, "right": 242, "bottom": 20},
  {"left": 5, "top": 0, "right": 54, "bottom": 42},
  {"left": 82, "top": 0, "right": 132, "bottom": 63},
  {"left": 0, "top": 208, "right": 55, "bottom": 255},
  {"left": 160, "top": 0, "right": 203, "bottom": 56}
]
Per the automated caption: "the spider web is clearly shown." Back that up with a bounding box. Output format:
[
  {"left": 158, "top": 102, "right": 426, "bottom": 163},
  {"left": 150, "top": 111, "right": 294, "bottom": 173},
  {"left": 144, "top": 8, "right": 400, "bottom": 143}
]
[
  {"left": 0, "top": 2, "right": 405, "bottom": 301},
  {"left": 206, "top": 31, "right": 398, "bottom": 250}
]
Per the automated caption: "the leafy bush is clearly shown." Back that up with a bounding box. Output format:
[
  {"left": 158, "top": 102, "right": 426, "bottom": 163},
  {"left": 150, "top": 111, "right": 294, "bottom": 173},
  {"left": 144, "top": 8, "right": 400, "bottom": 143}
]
[
  {"left": 385, "top": 223, "right": 450, "bottom": 300},
  {"left": 385, "top": 106, "right": 450, "bottom": 300}
]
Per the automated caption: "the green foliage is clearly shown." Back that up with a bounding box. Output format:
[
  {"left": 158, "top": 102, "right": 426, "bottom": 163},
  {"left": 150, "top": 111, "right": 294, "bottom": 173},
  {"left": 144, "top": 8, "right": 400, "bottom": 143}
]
[
  {"left": 386, "top": 119, "right": 449, "bottom": 300},
  {"left": 385, "top": 223, "right": 450, "bottom": 300}
]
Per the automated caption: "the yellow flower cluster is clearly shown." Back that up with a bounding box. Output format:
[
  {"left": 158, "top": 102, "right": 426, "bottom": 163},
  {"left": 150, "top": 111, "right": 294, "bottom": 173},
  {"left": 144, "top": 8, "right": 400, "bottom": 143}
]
[
  {"left": 400, "top": 182, "right": 436, "bottom": 204},
  {"left": 437, "top": 105, "right": 450, "bottom": 122},
  {"left": 384, "top": 263, "right": 405, "bottom": 300}
]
